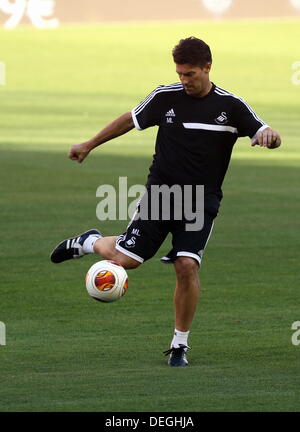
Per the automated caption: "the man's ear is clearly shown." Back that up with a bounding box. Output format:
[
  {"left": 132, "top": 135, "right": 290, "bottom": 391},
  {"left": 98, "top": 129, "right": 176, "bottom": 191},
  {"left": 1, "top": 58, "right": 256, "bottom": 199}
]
[{"left": 203, "top": 63, "right": 212, "bottom": 73}]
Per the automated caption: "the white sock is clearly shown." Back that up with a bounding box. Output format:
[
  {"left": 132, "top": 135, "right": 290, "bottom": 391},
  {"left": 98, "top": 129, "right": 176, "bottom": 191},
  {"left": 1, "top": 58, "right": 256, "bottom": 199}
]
[
  {"left": 171, "top": 329, "right": 190, "bottom": 349},
  {"left": 82, "top": 234, "right": 102, "bottom": 254}
]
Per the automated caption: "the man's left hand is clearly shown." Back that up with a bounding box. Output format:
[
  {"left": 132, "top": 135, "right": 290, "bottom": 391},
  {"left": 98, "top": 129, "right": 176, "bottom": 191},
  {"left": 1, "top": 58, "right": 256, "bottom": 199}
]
[{"left": 251, "top": 127, "right": 281, "bottom": 149}]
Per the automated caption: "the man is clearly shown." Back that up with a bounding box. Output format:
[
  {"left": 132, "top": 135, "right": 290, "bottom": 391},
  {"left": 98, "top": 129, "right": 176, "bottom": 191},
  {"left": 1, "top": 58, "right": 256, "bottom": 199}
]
[{"left": 50, "top": 37, "right": 281, "bottom": 367}]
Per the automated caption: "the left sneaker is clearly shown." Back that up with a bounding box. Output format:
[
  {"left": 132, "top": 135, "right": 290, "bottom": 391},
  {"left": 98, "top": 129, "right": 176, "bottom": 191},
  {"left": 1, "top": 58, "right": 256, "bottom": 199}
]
[
  {"left": 163, "top": 344, "right": 190, "bottom": 367},
  {"left": 50, "top": 229, "right": 101, "bottom": 263}
]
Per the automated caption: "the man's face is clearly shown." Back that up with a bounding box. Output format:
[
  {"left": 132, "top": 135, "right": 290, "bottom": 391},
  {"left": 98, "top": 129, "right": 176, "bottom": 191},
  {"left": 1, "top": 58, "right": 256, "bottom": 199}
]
[{"left": 176, "top": 63, "right": 211, "bottom": 97}]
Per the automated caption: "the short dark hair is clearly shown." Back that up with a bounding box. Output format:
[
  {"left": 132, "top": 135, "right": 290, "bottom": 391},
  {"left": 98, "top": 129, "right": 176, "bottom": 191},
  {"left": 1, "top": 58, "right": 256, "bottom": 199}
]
[{"left": 172, "top": 37, "right": 212, "bottom": 68}]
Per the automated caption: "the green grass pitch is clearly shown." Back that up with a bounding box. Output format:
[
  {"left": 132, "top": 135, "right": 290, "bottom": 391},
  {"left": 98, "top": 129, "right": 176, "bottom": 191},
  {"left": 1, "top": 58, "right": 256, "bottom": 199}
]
[{"left": 0, "top": 19, "right": 299, "bottom": 412}]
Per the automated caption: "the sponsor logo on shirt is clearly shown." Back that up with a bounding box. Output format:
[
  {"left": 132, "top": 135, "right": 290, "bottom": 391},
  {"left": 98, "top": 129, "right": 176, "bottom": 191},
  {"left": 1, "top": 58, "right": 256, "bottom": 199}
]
[
  {"left": 165, "top": 108, "right": 176, "bottom": 117},
  {"left": 165, "top": 108, "right": 176, "bottom": 124}
]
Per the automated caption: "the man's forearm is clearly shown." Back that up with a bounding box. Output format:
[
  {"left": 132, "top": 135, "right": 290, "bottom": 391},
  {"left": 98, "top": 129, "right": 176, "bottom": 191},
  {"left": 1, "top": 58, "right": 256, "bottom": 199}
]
[
  {"left": 86, "top": 112, "right": 134, "bottom": 151},
  {"left": 68, "top": 112, "right": 135, "bottom": 163}
]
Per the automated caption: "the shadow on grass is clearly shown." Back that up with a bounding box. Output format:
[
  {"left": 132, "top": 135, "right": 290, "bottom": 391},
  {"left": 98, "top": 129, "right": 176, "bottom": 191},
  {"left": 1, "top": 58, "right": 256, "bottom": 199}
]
[
  {"left": 1, "top": 146, "right": 298, "bottom": 238},
  {"left": 0, "top": 147, "right": 299, "bottom": 412},
  {"left": 1, "top": 145, "right": 298, "bottom": 299}
]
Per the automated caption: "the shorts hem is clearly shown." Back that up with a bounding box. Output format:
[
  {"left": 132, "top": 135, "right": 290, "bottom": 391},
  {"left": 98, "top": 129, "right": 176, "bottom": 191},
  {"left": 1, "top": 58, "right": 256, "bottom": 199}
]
[
  {"left": 115, "top": 243, "right": 144, "bottom": 264},
  {"left": 176, "top": 251, "right": 201, "bottom": 265},
  {"left": 160, "top": 252, "right": 201, "bottom": 265}
]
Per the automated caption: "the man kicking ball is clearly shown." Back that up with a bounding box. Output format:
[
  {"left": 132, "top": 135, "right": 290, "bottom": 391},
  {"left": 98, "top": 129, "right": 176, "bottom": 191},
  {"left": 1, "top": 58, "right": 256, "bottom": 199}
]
[{"left": 51, "top": 37, "right": 281, "bottom": 366}]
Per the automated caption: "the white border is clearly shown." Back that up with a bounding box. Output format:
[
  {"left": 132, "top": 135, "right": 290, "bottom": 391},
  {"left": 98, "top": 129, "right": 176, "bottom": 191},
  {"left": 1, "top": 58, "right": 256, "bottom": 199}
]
[
  {"left": 183, "top": 122, "right": 238, "bottom": 134},
  {"left": 131, "top": 109, "right": 142, "bottom": 130},
  {"left": 115, "top": 243, "right": 144, "bottom": 263},
  {"left": 177, "top": 251, "right": 201, "bottom": 264}
]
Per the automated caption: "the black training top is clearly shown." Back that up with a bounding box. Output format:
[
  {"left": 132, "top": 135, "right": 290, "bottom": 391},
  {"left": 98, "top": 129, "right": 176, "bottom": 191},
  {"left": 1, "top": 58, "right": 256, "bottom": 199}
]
[{"left": 131, "top": 82, "right": 267, "bottom": 202}]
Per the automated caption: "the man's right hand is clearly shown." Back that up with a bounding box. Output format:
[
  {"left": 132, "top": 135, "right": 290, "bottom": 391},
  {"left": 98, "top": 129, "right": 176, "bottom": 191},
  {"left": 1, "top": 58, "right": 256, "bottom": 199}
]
[{"left": 68, "top": 142, "right": 92, "bottom": 163}]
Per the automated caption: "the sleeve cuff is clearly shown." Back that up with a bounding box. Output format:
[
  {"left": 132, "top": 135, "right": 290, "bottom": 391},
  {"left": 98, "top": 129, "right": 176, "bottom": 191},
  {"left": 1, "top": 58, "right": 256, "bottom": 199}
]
[{"left": 131, "top": 108, "right": 142, "bottom": 131}]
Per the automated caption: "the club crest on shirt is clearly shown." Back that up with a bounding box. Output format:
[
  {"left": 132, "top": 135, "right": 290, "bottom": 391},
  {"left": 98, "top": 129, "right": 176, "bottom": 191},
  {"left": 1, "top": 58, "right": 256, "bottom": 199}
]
[{"left": 215, "top": 111, "right": 228, "bottom": 125}]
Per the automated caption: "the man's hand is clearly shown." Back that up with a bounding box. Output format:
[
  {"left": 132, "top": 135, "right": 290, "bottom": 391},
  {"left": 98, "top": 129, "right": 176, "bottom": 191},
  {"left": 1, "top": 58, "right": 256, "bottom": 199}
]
[
  {"left": 68, "top": 142, "right": 92, "bottom": 163},
  {"left": 251, "top": 127, "right": 281, "bottom": 149}
]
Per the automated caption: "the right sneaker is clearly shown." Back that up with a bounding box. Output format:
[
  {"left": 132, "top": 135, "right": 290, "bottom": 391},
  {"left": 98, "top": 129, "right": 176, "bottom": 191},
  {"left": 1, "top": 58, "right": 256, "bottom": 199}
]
[
  {"left": 50, "top": 229, "right": 101, "bottom": 263},
  {"left": 163, "top": 344, "right": 190, "bottom": 367}
]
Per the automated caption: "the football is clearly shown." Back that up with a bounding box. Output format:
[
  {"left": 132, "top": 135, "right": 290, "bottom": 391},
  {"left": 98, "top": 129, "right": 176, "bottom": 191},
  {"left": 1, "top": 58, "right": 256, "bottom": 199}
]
[{"left": 85, "top": 260, "right": 128, "bottom": 303}]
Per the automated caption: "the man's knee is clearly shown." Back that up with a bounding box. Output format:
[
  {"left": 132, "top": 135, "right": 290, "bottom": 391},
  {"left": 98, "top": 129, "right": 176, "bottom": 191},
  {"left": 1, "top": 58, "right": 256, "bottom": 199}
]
[{"left": 174, "top": 256, "right": 199, "bottom": 275}]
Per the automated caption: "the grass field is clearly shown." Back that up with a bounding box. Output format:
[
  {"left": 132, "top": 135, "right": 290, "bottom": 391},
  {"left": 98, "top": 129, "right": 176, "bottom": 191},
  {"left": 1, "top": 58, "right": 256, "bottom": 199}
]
[{"left": 0, "top": 19, "right": 299, "bottom": 412}]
